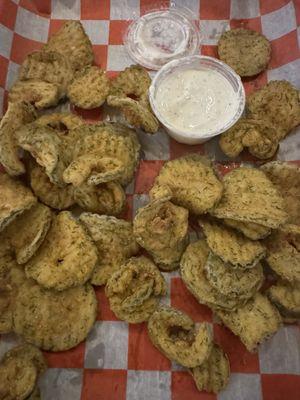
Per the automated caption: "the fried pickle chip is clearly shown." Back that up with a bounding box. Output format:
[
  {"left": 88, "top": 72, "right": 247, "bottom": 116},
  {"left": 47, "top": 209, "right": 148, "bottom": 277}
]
[
  {"left": 180, "top": 240, "right": 243, "bottom": 310},
  {"left": 13, "top": 280, "right": 97, "bottom": 351},
  {"left": 199, "top": 219, "right": 266, "bottom": 268},
  {"left": 79, "top": 213, "right": 139, "bottom": 285},
  {"left": 218, "top": 28, "right": 271, "bottom": 77},
  {"left": 148, "top": 306, "right": 212, "bottom": 367},
  {"left": 35, "top": 112, "right": 84, "bottom": 132},
  {"left": 74, "top": 181, "right": 126, "bottom": 215},
  {"left": 133, "top": 198, "right": 189, "bottom": 270},
  {"left": 29, "top": 163, "right": 75, "bottom": 210},
  {"left": 191, "top": 343, "right": 230, "bottom": 394},
  {"left": 215, "top": 293, "right": 282, "bottom": 352},
  {"left": 211, "top": 167, "right": 288, "bottom": 229},
  {"left": 106, "top": 256, "right": 166, "bottom": 323},
  {"left": 261, "top": 162, "right": 300, "bottom": 228},
  {"left": 219, "top": 118, "right": 279, "bottom": 159},
  {"left": 223, "top": 218, "right": 271, "bottom": 240},
  {"left": 0, "top": 173, "right": 36, "bottom": 232},
  {"left": 25, "top": 211, "right": 98, "bottom": 291},
  {"left": 3, "top": 344, "right": 47, "bottom": 376},
  {"left": 247, "top": 80, "right": 300, "bottom": 137},
  {"left": 9, "top": 80, "right": 60, "bottom": 109},
  {"left": 110, "top": 65, "right": 151, "bottom": 97},
  {"left": 5, "top": 203, "right": 52, "bottom": 264},
  {"left": 265, "top": 232, "right": 300, "bottom": 284},
  {"left": 0, "top": 356, "right": 37, "bottom": 400},
  {"left": 0, "top": 102, "right": 36, "bottom": 176},
  {"left": 67, "top": 66, "right": 110, "bottom": 109},
  {"left": 267, "top": 281, "right": 300, "bottom": 320},
  {"left": 43, "top": 20, "right": 93, "bottom": 71},
  {"left": 107, "top": 94, "right": 159, "bottom": 133},
  {"left": 63, "top": 122, "right": 140, "bottom": 186},
  {"left": 150, "top": 155, "right": 223, "bottom": 215},
  {"left": 19, "top": 51, "right": 73, "bottom": 98},
  {"left": 204, "top": 253, "right": 264, "bottom": 300}
]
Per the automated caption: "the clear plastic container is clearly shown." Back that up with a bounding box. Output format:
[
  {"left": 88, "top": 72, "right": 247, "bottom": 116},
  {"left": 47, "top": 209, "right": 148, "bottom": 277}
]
[
  {"left": 124, "top": 7, "right": 200, "bottom": 70},
  {"left": 149, "top": 55, "right": 245, "bottom": 145}
]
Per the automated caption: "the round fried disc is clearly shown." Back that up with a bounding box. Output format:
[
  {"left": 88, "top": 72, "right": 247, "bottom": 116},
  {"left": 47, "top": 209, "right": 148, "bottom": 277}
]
[
  {"left": 267, "top": 281, "right": 300, "bottom": 320},
  {"left": 223, "top": 218, "right": 271, "bottom": 240},
  {"left": 3, "top": 344, "right": 47, "bottom": 376}
]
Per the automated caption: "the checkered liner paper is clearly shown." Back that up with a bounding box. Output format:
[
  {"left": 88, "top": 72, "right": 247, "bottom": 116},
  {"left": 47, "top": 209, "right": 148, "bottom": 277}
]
[{"left": 0, "top": 0, "right": 300, "bottom": 399}]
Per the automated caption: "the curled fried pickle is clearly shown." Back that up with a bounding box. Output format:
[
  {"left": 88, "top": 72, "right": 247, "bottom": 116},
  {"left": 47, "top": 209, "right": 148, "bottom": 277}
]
[
  {"left": 223, "top": 218, "right": 271, "bottom": 240},
  {"left": 247, "top": 80, "right": 300, "bottom": 137},
  {"left": 19, "top": 51, "right": 73, "bottom": 98},
  {"left": 191, "top": 343, "right": 230, "bottom": 394},
  {"left": 211, "top": 167, "right": 288, "bottom": 229},
  {"left": 148, "top": 306, "right": 212, "bottom": 367},
  {"left": 0, "top": 102, "right": 36, "bottom": 176},
  {"left": 43, "top": 20, "right": 93, "bottom": 71},
  {"left": 74, "top": 181, "right": 126, "bottom": 215},
  {"left": 199, "top": 219, "right": 266, "bottom": 268},
  {"left": 204, "top": 252, "right": 263, "bottom": 300},
  {"left": 133, "top": 198, "right": 189, "bottom": 270},
  {"left": 9, "top": 80, "right": 60, "bottom": 109},
  {"left": 215, "top": 293, "right": 282, "bottom": 352},
  {"left": 150, "top": 155, "right": 223, "bottom": 215},
  {"left": 110, "top": 65, "right": 151, "bottom": 97},
  {"left": 180, "top": 240, "right": 243, "bottom": 310},
  {"left": 13, "top": 279, "right": 97, "bottom": 351},
  {"left": 267, "top": 281, "right": 300, "bottom": 321},
  {"left": 106, "top": 256, "right": 166, "bottom": 323},
  {"left": 25, "top": 211, "right": 98, "bottom": 291},
  {"left": 0, "top": 173, "right": 36, "bottom": 232},
  {"left": 67, "top": 66, "right": 110, "bottom": 109},
  {"left": 5, "top": 203, "right": 52, "bottom": 264},
  {"left": 29, "top": 162, "right": 75, "bottom": 210},
  {"left": 79, "top": 213, "right": 139, "bottom": 285},
  {"left": 35, "top": 112, "right": 84, "bottom": 132}
]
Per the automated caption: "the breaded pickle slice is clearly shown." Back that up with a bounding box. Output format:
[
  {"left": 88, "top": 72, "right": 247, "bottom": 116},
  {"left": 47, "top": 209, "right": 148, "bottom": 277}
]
[
  {"left": 106, "top": 256, "right": 166, "bottom": 323},
  {"left": 79, "top": 213, "right": 139, "bottom": 285},
  {"left": 223, "top": 218, "right": 271, "bottom": 240},
  {"left": 150, "top": 155, "right": 223, "bottom": 215},
  {"left": 148, "top": 305, "right": 212, "bottom": 368},
  {"left": 133, "top": 198, "right": 189, "bottom": 270},
  {"left": 216, "top": 293, "right": 282, "bottom": 352},
  {"left": 267, "top": 281, "right": 300, "bottom": 320}
]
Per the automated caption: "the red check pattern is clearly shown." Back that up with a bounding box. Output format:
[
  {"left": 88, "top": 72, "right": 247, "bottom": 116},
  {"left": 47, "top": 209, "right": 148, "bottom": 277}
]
[{"left": 0, "top": 1, "right": 300, "bottom": 399}]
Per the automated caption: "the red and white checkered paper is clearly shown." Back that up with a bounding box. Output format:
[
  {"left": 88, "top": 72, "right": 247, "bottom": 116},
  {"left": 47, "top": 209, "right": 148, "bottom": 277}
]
[{"left": 0, "top": 1, "right": 300, "bottom": 399}]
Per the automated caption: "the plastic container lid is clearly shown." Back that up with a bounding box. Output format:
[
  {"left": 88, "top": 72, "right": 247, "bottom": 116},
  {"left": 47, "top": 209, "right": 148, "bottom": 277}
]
[{"left": 124, "top": 7, "right": 200, "bottom": 70}]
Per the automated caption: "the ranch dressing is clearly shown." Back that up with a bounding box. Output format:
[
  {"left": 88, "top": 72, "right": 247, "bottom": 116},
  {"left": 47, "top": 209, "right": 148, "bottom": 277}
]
[{"left": 155, "top": 68, "right": 239, "bottom": 136}]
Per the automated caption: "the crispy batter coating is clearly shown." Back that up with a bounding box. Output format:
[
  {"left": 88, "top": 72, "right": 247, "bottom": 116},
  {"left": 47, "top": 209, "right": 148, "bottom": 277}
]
[
  {"left": 218, "top": 28, "right": 271, "bottom": 77},
  {"left": 5, "top": 203, "right": 52, "bottom": 264},
  {"left": 29, "top": 163, "right": 75, "bottom": 210},
  {"left": 19, "top": 51, "right": 73, "bottom": 98},
  {"left": 79, "top": 213, "right": 139, "bottom": 285},
  {"left": 106, "top": 256, "right": 166, "bottom": 323},
  {"left": 133, "top": 198, "right": 189, "bottom": 270},
  {"left": 211, "top": 167, "right": 288, "bottom": 229},
  {"left": 191, "top": 343, "right": 230, "bottom": 394},
  {"left": 267, "top": 281, "right": 300, "bottom": 320},
  {"left": 35, "top": 112, "right": 84, "bottom": 131},
  {"left": 150, "top": 155, "right": 223, "bottom": 215},
  {"left": 180, "top": 240, "right": 243, "bottom": 310},
  {"left": 215, "top": 293, "right": 282, "bottom": 352},
  {"left": 261, "top": 162, "right": 300, "bottom": 229},
  {"left": 3, "top": 344, "right": 47, "bottom": 376},
  {"left": 0, "top": 173, "right": 37, "bottom": 232},
  {"left": 204, "top": 253, "right": 264, "bottom": 299},
  {"left": 25, "top": 211, "right": 98, "bottom": 291},
  {"left": 43, "top": 20, "right": 93, "bottom": 71},
  {"left": 68, "top": 66, "right": 110, "bottom": 109},
  {"left": 247, "top": 80, "right": 300, "bottom": 137},
  {"left": 148, "top": 306, "right": 213, "bottom": 367},
  {"left": 74, "top": 181, "right": 126, "bottom": 215},
  {"left": 219, "top": 118, "right": 279, "bottom": 159},
  {"left": 63, "top": 122, "right": 140, "bottom": 186},
  {"left": 13, "top": 280, "right": 97, "bottom": 351},
  {"left": 265, "top": 232, "right": 300, "bottom": 284},
  {"left": 0, "top": 102, "right": 36, "bottom": 176},
  {"left": 199, "top": 219, "right": 266, "bottom": 268},
  {"left": 9, "top": 80, "right": 60, "bottom": 109},
  {"left": 223, "top": 218, "right": 271, "bottom": 240},
  {"left": 110, "top": 65, "right": 151, "bottom": 97}
]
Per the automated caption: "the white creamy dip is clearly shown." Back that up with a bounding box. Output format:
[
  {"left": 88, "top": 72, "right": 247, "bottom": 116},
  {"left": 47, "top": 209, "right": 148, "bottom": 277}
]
[{"left": 155, "top": 68, "right": 239, "bottom": 136}]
